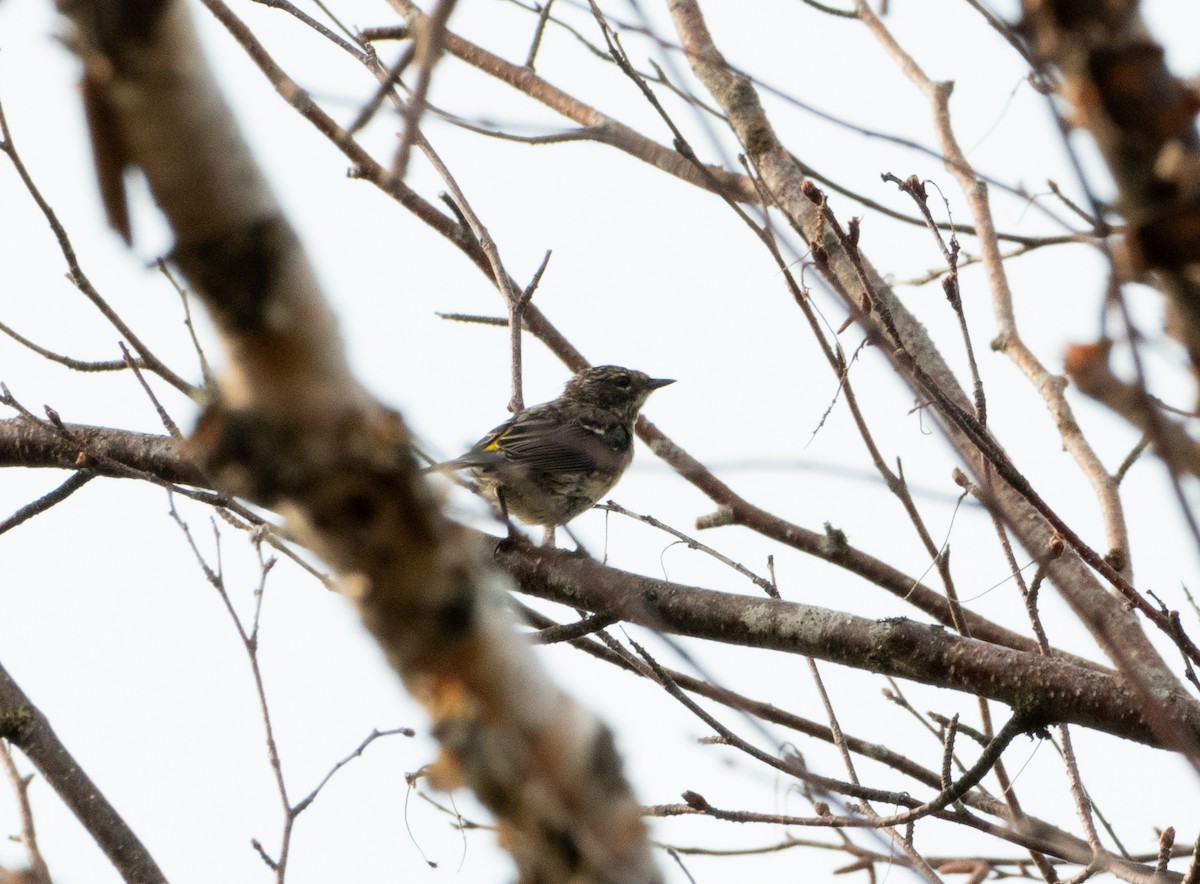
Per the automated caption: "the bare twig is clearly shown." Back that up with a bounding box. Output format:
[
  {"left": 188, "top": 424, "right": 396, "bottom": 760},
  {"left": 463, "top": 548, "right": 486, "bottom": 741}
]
[
  {"left": 292, "top": 727, "right": 416, "bottom": 815},
  {"left": 524, "top": 0, "right": 557, "bottom": 68},
  {"left": 0, "top": 99, "right": 195, "bottom": 398},
  {"left": 0, "top": 742, "right": 52, "bottom": 884},
  {"left": 393, "top": 0, "right": 459, "bottom": 180},
  {"left": 413, "top": 134, "right": 528, "bottom": 411},
  {"left": 598, "top": 501, "right": 778, "bottom": 597},
  {"left": 0, "top": 471, "right": 95, "bottom": 536}
]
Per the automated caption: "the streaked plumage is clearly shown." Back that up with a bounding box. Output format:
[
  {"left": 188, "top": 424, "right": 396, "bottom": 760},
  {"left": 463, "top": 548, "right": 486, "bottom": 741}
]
[{"left": 435, "top": 365, "right": 673, "bottom": 526}]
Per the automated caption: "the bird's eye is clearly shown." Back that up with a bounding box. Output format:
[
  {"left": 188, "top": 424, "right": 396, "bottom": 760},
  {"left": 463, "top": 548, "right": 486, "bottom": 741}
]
[{"left": 615, "top": 375, "right": 632, "bottom": 388}]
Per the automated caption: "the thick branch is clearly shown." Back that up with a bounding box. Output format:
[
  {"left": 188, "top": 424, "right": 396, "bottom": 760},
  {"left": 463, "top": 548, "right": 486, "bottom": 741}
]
[
  {"left": 0, "top": 417, "right": 205, "bottom": 485},
  {"left": 498, "top": 541, "right": 1198, "bottom": 748}
]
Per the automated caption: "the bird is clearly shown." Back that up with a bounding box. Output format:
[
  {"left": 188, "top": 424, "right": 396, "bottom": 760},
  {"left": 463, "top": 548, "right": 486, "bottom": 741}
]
[{"left": 429, "top": 365, "right": 674, "bottom": 539}]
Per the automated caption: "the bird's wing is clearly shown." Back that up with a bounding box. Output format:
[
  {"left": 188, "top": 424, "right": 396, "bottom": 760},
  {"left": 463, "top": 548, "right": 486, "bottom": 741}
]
[{"left": 452, "top": 412, "right": 627, "bottom": 474}]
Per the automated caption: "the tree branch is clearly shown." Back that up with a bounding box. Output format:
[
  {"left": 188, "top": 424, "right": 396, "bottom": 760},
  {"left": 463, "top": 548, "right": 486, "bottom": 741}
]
[{"left": 0, "top": 662, "right": 166, "bottom": 884}]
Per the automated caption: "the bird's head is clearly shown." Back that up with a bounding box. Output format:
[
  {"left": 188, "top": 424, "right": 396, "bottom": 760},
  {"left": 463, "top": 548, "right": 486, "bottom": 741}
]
[{"left": 561, "top": 365, "right": 674, "bottom": 419}]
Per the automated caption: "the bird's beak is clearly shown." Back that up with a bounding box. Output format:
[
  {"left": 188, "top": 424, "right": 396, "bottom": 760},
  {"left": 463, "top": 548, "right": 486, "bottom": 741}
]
[{"left": 648, "top": 377, "right": 676, "bottom": 390}]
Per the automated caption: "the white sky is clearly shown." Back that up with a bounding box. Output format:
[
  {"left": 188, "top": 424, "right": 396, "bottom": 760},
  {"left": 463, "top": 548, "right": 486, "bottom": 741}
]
[{"left": 1, "top": 0, "right": 1199, "bottom": 881}]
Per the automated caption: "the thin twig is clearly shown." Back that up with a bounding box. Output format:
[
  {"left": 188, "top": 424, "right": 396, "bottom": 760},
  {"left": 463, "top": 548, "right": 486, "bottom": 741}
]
[
  {"left": 530, "top": 613, "right": 619, "bottom": 644},
  {"left": 524, "top": 0, "right": 556, "bottom": 68},
  {"left": 168, "top": 505, "right": 294, "bottom": 881},
  {"left": 0, "top": 320, "right": 141, "bottom": 373},
  {"left": 156, "top": 259, "right": 215, "bottom": 390},
  {"left": 0, "top": 98, "right": 195, "bottom": 398},
  {"left": 248, "top": 0, "right": 369, "bottom": 60},
  {"left": 292, "top": 727, "right": 416, "bottom": 815},
  {"left": 0, "top": 472, "right": 95, "bottom": 536},
  {"left": 393, "top": 0, "right": 459, "bottom": 181},
  {"left": 348, "top": 43, "right": 416, "bottom": 136},
  {"left": 598, "top": 501, "right": 778, "bottom": 597},
  {"left": 0, "top": 742, "right": 52, "bottom": 884},
  {"left": 414, "top": 135, "right": 528, "bottom": 411}
]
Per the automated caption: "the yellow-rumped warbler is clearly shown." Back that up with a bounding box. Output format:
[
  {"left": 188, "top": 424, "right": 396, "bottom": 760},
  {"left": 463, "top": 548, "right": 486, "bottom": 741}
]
[{"left": 432, "top": 365, "right": 674, "bottom": 528}]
